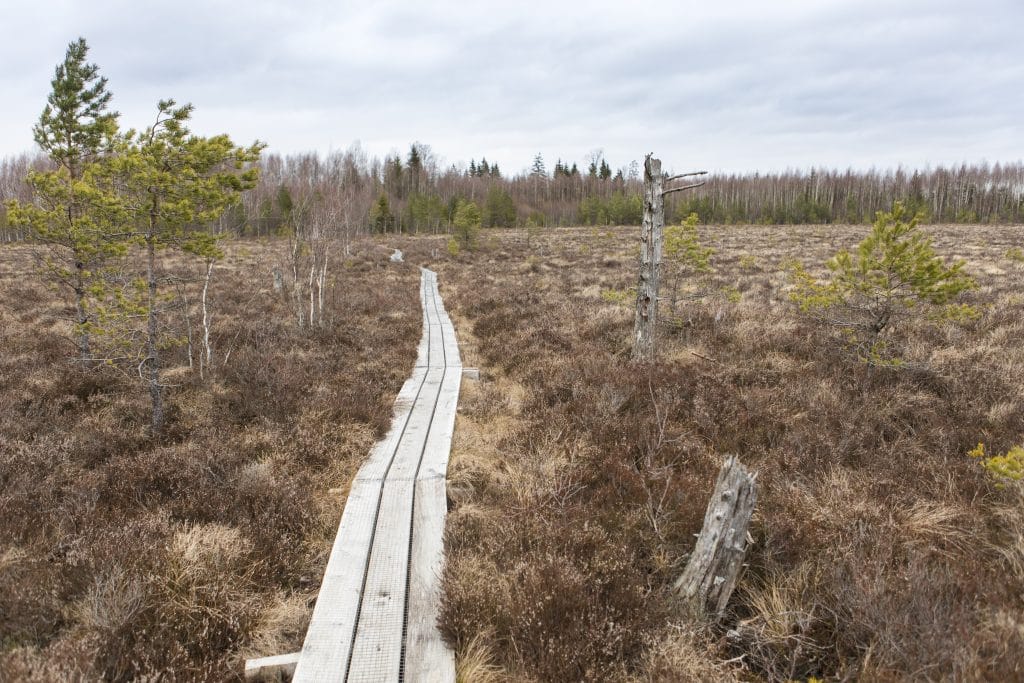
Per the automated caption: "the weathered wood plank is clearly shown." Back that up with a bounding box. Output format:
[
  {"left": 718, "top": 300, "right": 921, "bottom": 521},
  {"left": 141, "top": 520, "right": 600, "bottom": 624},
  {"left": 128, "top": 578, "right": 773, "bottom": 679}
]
[
  {"left": 355, "top": 366, "right": 428, "bottom": 483},
  {"left": 416, "top": 369, "right": 462, "bottom": 480},
  {"left": 386, "top": 368, "right": 445, "bottom": 481},
  {"left": 346, "top": 477, "right": 417, "bottom": 681},
  {"left": 292, "top": 478, "right": 384, "bottom": 682},
  {"left": 405, "top": 475, "right": 455, "bottom": 682},
  {"left": 245, "top": 652, "right": 300, "bottom": 682},
  {"left": 405, "top": 279, "right": 461, "bottom": 679},
  {"left": 292, "top": 268, "right": 459, "bottom": 682}
]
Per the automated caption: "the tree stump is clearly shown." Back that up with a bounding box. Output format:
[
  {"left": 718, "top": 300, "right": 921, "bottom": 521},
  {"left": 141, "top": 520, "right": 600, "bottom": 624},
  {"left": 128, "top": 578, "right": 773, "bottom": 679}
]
[{"left": 674, "top": 455, "right": 758, "bottom": 617}]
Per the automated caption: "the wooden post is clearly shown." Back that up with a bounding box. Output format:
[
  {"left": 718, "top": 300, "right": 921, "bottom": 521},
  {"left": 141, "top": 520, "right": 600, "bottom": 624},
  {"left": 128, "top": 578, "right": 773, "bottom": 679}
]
[
  {"left": 632, "top": 155, "right": 663, "bottom": 363},
  {"left": 674, "top": 454, "right": 757, "bottom": 617}
]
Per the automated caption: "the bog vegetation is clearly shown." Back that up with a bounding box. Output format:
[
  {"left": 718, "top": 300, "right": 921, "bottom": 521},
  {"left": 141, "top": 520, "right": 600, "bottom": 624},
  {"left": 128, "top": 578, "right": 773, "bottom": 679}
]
[
  {"left": 432, "top": 223, "right": 1023, "bottom": 681},
  {"left": 2, "top": 38, "right": 1023, "bottom": 682}
]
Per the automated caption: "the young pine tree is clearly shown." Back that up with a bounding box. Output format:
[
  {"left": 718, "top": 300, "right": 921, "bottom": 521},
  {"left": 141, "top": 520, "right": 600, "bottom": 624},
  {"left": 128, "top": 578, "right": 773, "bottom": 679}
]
[
  {"left": 453, "top": 200, "right": 482, "bottom": 250},
  {"left": 789, "top": 201, "right": 975, "bottom": 363},
  {"left": 663, "top": 212, "right": 713, "bottom": 315},
  {"left": 113, "top": 100, "right": 263, "bottom": 433},
  {"left": 6, "top": 38, "right": 123, "bottom": 362}
]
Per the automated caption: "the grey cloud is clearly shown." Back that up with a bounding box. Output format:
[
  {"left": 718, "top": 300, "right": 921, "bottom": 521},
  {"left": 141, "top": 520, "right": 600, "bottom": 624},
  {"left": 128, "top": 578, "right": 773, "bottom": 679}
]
[{"left": 0, "top": 0, "right": 1021, "bottom": 174}]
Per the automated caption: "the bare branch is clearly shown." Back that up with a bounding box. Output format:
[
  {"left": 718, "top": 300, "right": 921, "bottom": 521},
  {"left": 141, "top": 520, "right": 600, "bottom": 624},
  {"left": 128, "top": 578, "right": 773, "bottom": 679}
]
[
  {"left": 664, "top": 171, "right": 708, "bottom": 183},
  {"left": 662, "top": 181, "right": 707, "bottom": 196}
]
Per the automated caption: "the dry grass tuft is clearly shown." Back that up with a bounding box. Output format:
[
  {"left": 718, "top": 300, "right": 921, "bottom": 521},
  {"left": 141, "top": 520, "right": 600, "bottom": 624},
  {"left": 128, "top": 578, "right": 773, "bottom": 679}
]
[
  {"left": 76, "top": 566, "right": 147, "bottom": 634},
  {"left": 636, "top": 623, "right": 744, "bottom": 682},
  {"left": 242, "top": 591, "right": 312, "bottom": 662},
  {"left": 455, "top": 631, "right": 506, "bottom": 683}
]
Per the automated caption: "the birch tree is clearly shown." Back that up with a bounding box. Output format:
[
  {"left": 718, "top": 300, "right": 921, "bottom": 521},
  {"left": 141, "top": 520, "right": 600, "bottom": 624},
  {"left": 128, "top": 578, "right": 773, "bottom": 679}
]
[{"left": 287, "top": 184, "right": 344, "bottom": 328}]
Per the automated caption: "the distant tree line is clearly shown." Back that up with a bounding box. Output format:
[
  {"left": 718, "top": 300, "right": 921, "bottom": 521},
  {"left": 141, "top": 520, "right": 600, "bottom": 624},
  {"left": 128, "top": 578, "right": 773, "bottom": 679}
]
[
  {"left": 670, "top": 164, "right": 1024, "bottom": 225},
  {"left": 4, "top": 141, "right": 1023, "bottom": 242}
]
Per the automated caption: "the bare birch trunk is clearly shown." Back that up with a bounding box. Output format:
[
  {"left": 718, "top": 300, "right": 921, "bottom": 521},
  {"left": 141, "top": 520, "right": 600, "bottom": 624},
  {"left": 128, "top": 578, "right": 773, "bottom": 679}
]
[
  {"left": 308, "top": 261, "right": 316, "bottom": 327},
  {"left": 200, "top": 259, "right": 214, "bottom": 379},
  {"left": 674, "top": 455, "right": 757, "bottom": 617},
  {"left": 317, "top": 253, "right": 328, "bottom": 328},
  {"left": 181, "top": 285, "right": 193, "bottom": 370},
  {"left": 291, "top": 240, "right": 304, "bottom": 328},
  {"left": 632, "top": 155, "right": 663, "bottom": 363}
]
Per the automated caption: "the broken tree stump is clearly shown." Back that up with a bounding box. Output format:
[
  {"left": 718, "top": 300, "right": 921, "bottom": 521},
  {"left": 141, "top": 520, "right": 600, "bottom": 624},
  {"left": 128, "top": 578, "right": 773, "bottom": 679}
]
[
  {"left": 630, "top": 155, "right": 707, "bottom": 363},
  {"left": 674, "top": 454, "right": 757, "bottom": 617},
  {"left": 631, "top": 155, "right": 664, "bottom": 363}
]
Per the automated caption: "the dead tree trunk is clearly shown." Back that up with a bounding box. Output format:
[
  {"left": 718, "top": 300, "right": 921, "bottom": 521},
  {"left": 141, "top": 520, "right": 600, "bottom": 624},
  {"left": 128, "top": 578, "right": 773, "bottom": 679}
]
[
  {"left": 632, "top": 155, "right": 663, "bottom": 363},
  {"left": 631, "top": 156, "right": 707, "bottom": 363},
  {"left": 674, "top": 454, "right": 757, "bottom": 617}
]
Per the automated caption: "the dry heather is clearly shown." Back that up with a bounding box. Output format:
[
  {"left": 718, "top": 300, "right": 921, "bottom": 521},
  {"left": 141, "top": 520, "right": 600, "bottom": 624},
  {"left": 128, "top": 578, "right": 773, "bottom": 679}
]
[
  {"left": 411, "top": 224, "right": 1024, "bottom": 682},
  {"left": 0, "top": 239, "right": 421, "bottom": 680}
]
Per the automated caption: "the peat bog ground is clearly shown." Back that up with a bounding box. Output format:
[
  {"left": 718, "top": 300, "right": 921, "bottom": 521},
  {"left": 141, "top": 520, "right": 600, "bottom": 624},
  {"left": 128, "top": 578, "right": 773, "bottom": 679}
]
[
  {"left": 421, "top": 224, "right": 1024, "bottom": 682},
  {"left": 0, "top": 240, "right": 421, "bottom": 680},
  {"left": 2, "top": 223, "right": 1023, "bottom": 681}
]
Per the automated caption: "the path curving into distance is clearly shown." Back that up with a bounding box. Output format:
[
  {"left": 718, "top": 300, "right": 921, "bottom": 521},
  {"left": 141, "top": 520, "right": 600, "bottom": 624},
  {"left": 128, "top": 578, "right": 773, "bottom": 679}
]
[{"left": 293, "top": 268, "right": 460, "bottom": 682}]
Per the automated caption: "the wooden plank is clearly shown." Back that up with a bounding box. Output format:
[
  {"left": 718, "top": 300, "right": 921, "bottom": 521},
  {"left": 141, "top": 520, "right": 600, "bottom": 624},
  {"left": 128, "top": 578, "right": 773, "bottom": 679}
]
[
  {"left": 355, "top": 366, "right": 427, "bottom": 483},
  {"left": 345, "top": 477, "right": 417, "bottom": 682},
  {"left": 245, "top": 652, "right": 300, "bottom": 682},
  {"left": 423, "top": 272, "right": 445, "bottom": 370},
  {"left": 404, "top": 476, "right": 455, "bottom": 682},
  {"left": 292, "top": 268, "right": 460, "bottom": 682},
  {"left": 292, "top": 478, "right": 383, "bottom": 682},
  {"left": 406, "top": 271, "right": 460, "bottom": 680},
  {"left": 416, "top": 369, "right": 462, "bottom": 480},
  {"left": 386, "top": 368, "right": 445, "bottom": 481},
  {"left": 426, "top": 308, "right": 444, "bottom": 369},
  {"left": 413, "top": 295, "right": 431, "bottom": 368},
  {"left": 343, "top": 369, "right": 445, "bottom": 679}
]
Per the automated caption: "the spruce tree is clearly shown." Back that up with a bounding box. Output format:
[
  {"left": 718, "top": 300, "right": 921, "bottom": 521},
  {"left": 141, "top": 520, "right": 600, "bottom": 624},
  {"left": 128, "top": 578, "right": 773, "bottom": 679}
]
[
  {"left": 407, "top": 144, "right": 422, "bottom": 195},
  {"left": 530, "top": 153, "right": 546, "bottom": 178},
  {"left": 370, "top": 194, "right": 393, "bottom": 232}
]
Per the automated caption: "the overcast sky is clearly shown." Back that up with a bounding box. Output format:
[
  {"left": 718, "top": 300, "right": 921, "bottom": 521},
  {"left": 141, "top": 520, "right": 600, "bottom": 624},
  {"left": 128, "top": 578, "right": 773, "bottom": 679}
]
[{"left": 1, "top": 0, "right": 1021, "bottom": 175}]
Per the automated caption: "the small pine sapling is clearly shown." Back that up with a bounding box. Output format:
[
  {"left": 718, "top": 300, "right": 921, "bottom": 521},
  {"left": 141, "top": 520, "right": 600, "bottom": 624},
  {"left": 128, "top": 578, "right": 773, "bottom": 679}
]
[
  {"left": 663, "top": 212, "right": 713, "bottom": 315},
  {"left": 969, "top": 442, "right": 1024, "bottom": 489},
  {"left": 788, "top": 201, "right": 975, "bottom": 365},
  {"left": 6, "top": 38, "right": 124, "bottom": 363},
  {"left": 453, "top": 200, "right": 481, "bottom": 251}
]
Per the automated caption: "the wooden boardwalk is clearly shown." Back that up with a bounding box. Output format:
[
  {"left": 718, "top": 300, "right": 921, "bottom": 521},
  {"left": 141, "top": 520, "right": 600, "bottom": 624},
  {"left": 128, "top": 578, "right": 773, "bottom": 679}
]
[{"left": 292, "top": 268, "right": 460, "bottom": 682}]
